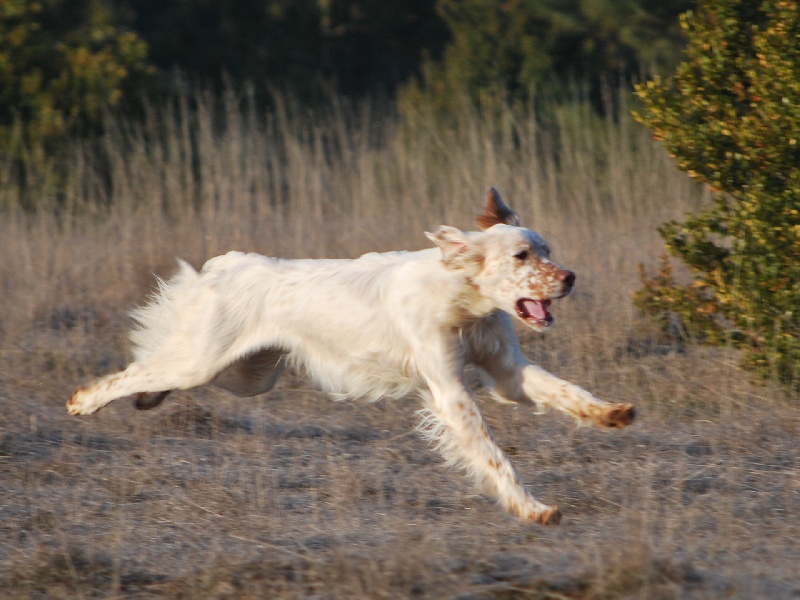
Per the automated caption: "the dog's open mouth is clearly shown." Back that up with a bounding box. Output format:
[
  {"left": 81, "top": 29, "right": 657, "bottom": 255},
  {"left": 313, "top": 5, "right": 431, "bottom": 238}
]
[{"left": 515, "top": 298, "right": 553, "bottom": 326}]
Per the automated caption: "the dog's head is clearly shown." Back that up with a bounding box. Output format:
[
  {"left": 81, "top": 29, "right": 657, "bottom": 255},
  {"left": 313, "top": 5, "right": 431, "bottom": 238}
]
[{"left": 426, "top": 188, "right": 574, "bottom": 331}]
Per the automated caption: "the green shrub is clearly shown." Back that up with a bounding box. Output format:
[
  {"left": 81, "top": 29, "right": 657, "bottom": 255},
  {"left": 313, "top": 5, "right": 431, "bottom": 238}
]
[
  {"left": 634, "top": 0, "right": 800, "bottom": 384},
  {"left": 0, "top": 0, "right": 152, "bottom": 151}
]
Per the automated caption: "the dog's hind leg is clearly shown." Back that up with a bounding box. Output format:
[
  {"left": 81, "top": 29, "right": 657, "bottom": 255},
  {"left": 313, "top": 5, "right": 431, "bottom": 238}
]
[
  {"left": 70, "top": 348, "right": 287, "bottom": 416},
  {"left": 67, "top": 361, "right": 216, "bottom": 416},
  {"left": 211, "top": 348, "right": 286, "bottom": 397},
  {"left": 135, "top": 349, "right": 286, "bottom": 412},
  {"left": 133, "top": 390, "right": 172, "bottom": 410}
]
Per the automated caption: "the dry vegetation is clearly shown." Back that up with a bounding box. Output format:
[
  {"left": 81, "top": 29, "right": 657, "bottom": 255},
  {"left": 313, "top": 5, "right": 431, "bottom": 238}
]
[{"left": 1, "top": 92, "right": 799, "bottom": 599}]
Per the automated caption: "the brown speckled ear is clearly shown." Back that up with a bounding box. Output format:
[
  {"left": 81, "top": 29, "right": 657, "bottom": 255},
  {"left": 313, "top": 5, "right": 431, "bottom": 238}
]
[{"left": 475, "top": 187, "right": 520, "bottom": 230}]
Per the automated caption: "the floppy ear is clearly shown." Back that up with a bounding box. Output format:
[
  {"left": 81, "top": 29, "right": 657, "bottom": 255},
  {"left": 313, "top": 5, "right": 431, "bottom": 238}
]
[
  {"left": 475, "top": 187, "right": 520, "bottom": 230},
  {"left": 425, "top": 225, "right": 482, "bottom": 270}
]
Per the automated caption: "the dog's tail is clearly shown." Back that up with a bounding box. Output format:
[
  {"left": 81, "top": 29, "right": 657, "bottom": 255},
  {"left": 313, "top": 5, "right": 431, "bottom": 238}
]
[{"left": 129, "top": 259, "right": 200, "bottom": 362}]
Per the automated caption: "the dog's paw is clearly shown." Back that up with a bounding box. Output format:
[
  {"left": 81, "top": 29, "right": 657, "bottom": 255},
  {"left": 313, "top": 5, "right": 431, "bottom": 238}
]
[
  {"left": 67, "top": 387, "right": 95, "bottom": 416},
  {"left": 600, "top": 403, "right": 636, "bottom": 428},
  {"left": 529, "top": 505, "right": 562, "bottom": 526}
]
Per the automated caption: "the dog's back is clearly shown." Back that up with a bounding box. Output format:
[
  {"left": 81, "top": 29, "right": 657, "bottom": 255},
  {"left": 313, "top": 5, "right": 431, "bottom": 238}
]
[{"left": 131, "top": 248, "right": 460, "bottom": 402}]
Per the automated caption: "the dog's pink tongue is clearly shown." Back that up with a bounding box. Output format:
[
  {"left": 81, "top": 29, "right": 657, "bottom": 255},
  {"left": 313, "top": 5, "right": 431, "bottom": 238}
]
[{"left": 523, "top": 299, "right": 549, "bottom": 320}]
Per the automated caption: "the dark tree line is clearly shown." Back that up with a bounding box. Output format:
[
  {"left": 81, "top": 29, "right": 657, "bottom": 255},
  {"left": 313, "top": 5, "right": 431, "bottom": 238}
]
[
  {"left": 128, "top": 0, "right": 693, "bottom": 97},
  {"left": 126, "top": 0, "right": 449, "bottom": 97},
  {"left": 1, "top": 0, "right": 694, "bottom": 146}
]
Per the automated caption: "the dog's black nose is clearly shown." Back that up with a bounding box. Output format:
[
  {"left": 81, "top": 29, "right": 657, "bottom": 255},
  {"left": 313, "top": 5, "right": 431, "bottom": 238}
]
[{"left": 561, "top": 270, "right": 576, "bottom": 289}]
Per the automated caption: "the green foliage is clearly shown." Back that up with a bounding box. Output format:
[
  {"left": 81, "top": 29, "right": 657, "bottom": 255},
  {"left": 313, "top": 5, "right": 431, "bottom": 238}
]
[
  {"left": 0, "top": 0, "right": 152, "bottom": 150},
  {"left": 634, "top": 0, "right": 800, "bottom": 384},
  {"left": 399, "top": 0, "right": 691, "bottom": 116}
]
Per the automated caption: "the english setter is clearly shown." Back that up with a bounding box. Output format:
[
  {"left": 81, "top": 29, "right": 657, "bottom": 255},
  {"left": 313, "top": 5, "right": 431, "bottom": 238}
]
[{"left": 68, "top": 188, "right": 635, "bottom": 524}]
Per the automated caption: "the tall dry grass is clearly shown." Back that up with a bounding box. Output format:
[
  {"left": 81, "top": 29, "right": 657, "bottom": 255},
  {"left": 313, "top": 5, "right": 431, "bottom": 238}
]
[
  {"left": 1, "top": 89, "right": 798, "bottom": 598},
  {"left": 1, "top": 89, "right": 703, "bottom": 369}
]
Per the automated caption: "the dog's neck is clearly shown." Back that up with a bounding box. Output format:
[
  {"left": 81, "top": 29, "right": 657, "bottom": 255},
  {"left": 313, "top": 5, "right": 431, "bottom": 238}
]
[{"left": 433, "top": 267, "right": 498, "bottom": 327}]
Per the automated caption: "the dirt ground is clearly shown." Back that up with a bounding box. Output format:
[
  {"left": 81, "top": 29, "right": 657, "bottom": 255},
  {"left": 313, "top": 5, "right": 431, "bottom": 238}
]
[
  {"left": 1, "top": 95, "right": 798, "bottom": 598},
  {"left": 2, "top": 312, "right": 799, "bottom": 599}
]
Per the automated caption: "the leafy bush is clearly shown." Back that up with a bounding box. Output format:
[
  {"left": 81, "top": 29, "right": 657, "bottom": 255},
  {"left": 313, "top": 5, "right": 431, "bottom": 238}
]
[
  {"left": 0, "top": 0, "right": 152, "bottom": 150},
  {"left": 634, "top": 0, "right": 800, "bottom": 384}
]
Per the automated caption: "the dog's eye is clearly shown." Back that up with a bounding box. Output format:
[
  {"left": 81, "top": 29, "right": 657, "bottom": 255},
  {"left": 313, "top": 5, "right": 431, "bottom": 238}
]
[{"left": 514, "top": 250, "right": 529, "bottom": 261}]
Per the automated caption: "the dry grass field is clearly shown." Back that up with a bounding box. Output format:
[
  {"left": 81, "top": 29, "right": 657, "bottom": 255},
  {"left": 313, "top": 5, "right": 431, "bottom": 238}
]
[{"left": 1, "top": 93, "right": 798, "bottom": 598}]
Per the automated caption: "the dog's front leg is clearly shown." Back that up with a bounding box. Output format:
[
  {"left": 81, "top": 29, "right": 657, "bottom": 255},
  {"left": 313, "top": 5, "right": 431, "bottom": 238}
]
[
  {"left": 516, "top": 364, "right": 635, "bottom": 427},
  {"left": 486, "top": 359, "right": 635, "bottom": 428},
  {"left": 421, "top": 375, "right": 561, "bottom": 525},
  {"left": 466, "top": 314, "right": 634, "bottom": 428}
]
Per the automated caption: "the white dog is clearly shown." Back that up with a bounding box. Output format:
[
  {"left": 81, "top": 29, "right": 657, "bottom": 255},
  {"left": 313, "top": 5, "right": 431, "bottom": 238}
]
[{"left": 68, "top": 188, "right": 634, "bottom": 524}]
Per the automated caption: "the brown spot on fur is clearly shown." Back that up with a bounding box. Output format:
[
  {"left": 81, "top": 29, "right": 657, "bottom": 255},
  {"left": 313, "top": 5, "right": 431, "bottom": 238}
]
[
  {"left": 67, "top": 386, "right": 85, "bottom": 407},
  {"left": 443, "top": 251, "right": 485, "bottom": 273},
  {"left": 67, "top": 386, "right": 88, "bottom": 416},
  {"left": 475, "top": 188, "right": 520, "bottom": 230},
  {"left": 102, "top": 375, "right": 121, "bottom": 391}
]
